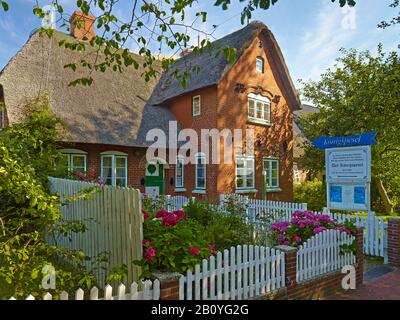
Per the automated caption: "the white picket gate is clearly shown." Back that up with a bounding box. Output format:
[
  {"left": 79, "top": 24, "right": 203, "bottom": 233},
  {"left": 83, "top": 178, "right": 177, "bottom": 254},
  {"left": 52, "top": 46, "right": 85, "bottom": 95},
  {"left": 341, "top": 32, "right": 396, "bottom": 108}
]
[
  {"left": 9, "top": 280, "right": 160, "bottom": 300},
  {"left": 179, "top": 245, "right": 285, "bottom": 300},
  {"left": 296, "top": 229, "right": 356, "bottom": 282},
  {"left": 165, "top": 195, "right": 191, "bottom": 211},
  {"left": 325, "top": 211, "right": 387, "bottom": 260}
]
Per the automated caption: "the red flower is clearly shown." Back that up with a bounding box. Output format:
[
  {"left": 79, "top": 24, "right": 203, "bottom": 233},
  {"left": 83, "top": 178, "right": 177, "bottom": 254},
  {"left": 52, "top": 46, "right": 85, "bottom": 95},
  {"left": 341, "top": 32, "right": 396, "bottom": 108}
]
[
  {"left": 173, "top": 210, "right": 185, "bottom": 220},
  {"left": 161, "top": 214, "right": 179, "bottom": 227},
  {"left": 207, "top": 243, "right": 217, "bottom": 255},
  {"left": 145, "top": 247, "right": 157, "bottom": 261},
  {"left": 188, "top": 246, "right": 200, "bottom": 256},
  {"left": 155, "top": 210, "right": 170, "bottom": 218},
  {"left": 143, "top": 211, "right": 150, "bottom": 219},
  {"left": 142, "top": 239, "right": 153, "bottom": 247}
]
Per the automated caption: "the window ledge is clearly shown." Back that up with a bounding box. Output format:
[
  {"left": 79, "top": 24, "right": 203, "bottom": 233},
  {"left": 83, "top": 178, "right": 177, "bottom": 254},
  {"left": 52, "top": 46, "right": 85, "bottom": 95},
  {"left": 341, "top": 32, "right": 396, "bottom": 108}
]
[
  {"left": 192, "top": 189, "right": 206, "bottom": 194},
  {"left": 247, "top": 118, "right": 272, "bottom": 126},
  {"left": 175, "top": 188, "right": 187, "bottom": 193},
  {"left": 267, "top": 188, "right": 282, "bottom": 193},
  {"left": 235, "top": 189, "right": 258, "bottom": 194}
]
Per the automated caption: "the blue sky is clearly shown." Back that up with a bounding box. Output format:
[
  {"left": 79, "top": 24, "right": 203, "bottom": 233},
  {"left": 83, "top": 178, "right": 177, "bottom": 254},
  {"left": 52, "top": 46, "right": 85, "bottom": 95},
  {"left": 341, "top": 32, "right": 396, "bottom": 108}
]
[{"left": 0, "top": 0, "right": 399, "bottom": 88}]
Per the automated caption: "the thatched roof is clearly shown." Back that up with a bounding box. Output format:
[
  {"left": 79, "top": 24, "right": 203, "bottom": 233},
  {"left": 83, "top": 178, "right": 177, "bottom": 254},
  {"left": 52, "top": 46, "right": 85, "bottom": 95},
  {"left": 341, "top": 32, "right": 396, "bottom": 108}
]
[
  {"left": 0, "top": 29, "right": 178, "bottom": 148},
  {"left": 149, "top": 21, "right": 301, "bottom": 111}
]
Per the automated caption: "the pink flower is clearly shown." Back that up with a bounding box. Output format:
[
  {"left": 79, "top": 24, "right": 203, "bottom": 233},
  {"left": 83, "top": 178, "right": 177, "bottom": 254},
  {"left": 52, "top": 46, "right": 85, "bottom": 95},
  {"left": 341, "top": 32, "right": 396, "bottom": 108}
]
[
  {"left": 145, "top": 247, "right": 157, "bottom": 261},
  {"left": 277, "top": 234, "right": 287, "bottom": 244},
  {"left": 97, "top": 179, "right": 105, "bottom": 187},
  {"left": 345, "top": 230, "right": 352, "bottom": 236},
  {"left": 155, "top": 210, "right": 170, "bottom": 218},
  {"left": 313, "top": 226, "right": 326, "bottom": 234},
  {"left": 188, "top": 246, "right": 200, "bottom": 256},
  {"left": 161, "top": 214, "right": 179, "bottom": 227},
  {"left": 143, "top": 211, "right": 150, "bottom": 219}
]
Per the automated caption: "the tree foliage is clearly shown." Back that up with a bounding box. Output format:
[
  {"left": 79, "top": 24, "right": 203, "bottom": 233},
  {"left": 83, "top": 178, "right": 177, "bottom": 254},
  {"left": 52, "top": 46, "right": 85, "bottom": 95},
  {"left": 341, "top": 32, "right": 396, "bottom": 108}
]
[
  {"left": 0, "top": 98, "right": 98, "bottom": 299},
  {"left": 298, "top": 46, "right": 400, "bottom": 214},
  {"left": 0, "top": 0, "right": 356, "bottom": 87}
]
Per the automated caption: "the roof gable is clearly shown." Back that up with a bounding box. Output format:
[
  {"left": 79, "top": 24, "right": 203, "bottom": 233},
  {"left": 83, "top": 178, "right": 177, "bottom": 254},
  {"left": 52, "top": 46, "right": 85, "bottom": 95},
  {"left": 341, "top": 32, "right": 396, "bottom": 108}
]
[{"left": 149, "top": 21, "right": 301, "bottom": 111}]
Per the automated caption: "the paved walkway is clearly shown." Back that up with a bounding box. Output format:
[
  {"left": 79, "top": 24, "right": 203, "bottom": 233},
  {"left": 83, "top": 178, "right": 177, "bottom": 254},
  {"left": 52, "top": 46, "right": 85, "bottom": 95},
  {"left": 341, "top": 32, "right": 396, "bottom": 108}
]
[{"left": 325, "top": 267, "right": 400, "bottom": 300}]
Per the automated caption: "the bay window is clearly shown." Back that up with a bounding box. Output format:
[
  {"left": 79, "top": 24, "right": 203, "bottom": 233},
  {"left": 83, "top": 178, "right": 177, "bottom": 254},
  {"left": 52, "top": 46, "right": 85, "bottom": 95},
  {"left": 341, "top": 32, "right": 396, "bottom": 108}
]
[{"left": 248, "top": 93, "right": 271, "bottom": 124}]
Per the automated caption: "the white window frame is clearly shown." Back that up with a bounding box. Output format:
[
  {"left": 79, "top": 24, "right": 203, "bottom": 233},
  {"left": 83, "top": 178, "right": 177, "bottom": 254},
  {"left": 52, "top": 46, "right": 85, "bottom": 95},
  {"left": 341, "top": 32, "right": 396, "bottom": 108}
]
[
  {"left": 263, "top": 157, "right": 280, "bottom": 190},
  {"left": 100, "top": 151, "right": 128, "bottom": 187},
  {"left": 256, "top": 57, "right": 264, "bottom": 73},
  {"left": 61, "top": 149, "right": 87, "bottom": 173},
  {"left": 175, "top": 156, "right": 185, "bottom": 189},
  {"left": 293, "top": 163, "right": 301, "bottom": 183},
  {"left": 235, "top": 154, "right": 255, "bottom": 190},
  {"left": 192, "top": 95, "right": 201, "bottom": 116},
  {"left": 194, "top": 152, "right": 206, "bottom": 191},
  {"left": 248, "top": 93, "right": 271, "bottom": 125}
]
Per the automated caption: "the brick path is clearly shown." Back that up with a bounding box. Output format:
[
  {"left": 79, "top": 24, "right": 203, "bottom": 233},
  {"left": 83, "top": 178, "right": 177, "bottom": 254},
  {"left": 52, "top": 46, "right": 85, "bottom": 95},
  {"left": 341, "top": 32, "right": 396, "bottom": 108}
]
[{"left": 324, "top": 269, "right": 400, "bottom": 300}]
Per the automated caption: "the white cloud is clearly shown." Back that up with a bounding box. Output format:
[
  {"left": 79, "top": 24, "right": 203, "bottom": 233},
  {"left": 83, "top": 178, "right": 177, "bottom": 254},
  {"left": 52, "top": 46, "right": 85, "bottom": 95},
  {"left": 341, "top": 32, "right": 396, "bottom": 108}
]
[{"left": 295, "top": 3, "right": 358, "bottom": 82}]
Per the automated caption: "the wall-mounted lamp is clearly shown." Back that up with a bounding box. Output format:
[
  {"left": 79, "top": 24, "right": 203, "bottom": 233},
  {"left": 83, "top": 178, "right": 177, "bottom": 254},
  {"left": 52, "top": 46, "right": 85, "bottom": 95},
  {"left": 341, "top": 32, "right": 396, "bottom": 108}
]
[
  {"left": 170, "top": 177, "right": 175, "bottom": 186},
  {"left": 140, "top": 178, "right": 145, "bottom": 186},
  {"left": 235, "top": 83, "right": 246, "bottom": 93},
  {"left": 272, "top": 95, "right": 281, "bottom": 104}
]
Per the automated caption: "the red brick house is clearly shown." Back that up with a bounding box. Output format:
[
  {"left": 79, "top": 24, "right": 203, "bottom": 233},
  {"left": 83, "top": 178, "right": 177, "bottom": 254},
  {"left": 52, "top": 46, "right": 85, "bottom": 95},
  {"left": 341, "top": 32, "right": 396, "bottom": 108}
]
[{"left": 0, "top": 12, "right": 301, "bottom": 201}]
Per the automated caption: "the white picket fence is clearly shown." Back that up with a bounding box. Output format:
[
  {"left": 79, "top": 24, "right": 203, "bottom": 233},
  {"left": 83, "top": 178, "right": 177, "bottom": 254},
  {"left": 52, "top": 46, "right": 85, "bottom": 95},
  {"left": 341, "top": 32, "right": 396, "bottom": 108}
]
[
  {"left": 220, "top": 194, "right": 307, "bottom": 222},
  {"left": 296, "top": 229, "right": 356, "bottom": 283},
  {"left": 48, "top": 177, "right": 143, "bottom": 287},
  {"left": 9, "top": 280, "right": 160, "bottom": 300},
  {"left": 179, "top": 245, "right": 285, "bottom": 300},
  {"left": 325, "top": 210, "right": 387, "bottom": 260}
]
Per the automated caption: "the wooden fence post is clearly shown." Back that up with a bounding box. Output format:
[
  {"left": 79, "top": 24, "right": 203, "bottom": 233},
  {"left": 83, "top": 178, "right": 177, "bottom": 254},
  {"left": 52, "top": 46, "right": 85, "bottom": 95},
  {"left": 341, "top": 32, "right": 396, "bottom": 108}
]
[{"left": 388, "top": 218, "right": 400, "bottom": 268}]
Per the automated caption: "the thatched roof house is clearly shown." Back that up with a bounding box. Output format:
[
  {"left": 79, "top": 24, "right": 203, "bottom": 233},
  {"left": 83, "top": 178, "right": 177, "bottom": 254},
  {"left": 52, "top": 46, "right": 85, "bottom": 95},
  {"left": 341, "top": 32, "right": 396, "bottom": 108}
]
[{"left": 0, "top": 28, "right": 177, "bottom": 147}]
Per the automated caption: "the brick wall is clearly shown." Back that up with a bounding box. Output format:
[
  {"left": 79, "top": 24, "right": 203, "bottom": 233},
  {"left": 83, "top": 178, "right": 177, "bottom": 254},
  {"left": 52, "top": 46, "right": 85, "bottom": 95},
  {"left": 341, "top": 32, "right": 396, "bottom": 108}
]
[{"left": 388, "top": 218, "right": 400, "bottom": 267}]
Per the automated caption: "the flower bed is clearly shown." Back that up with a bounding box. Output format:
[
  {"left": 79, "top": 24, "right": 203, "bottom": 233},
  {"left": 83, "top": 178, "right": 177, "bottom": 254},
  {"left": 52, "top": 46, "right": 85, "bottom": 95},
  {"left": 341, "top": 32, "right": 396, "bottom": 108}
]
[
  {"left": 135, "top": 209, "right": 217, "bottom": 279},
  {"left": 271, "top": 210, "right": 356, "bottom": 247}
]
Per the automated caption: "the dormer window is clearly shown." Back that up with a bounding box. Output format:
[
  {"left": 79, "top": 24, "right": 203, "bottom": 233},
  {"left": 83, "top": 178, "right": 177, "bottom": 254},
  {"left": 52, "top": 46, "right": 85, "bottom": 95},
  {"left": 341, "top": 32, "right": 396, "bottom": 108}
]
[
  {"left": 256, "top": 57, "right": 264, "bottom": 73},
  {"left": 192, "top": 95, "right": 201, "bottom": 116},
  {"left": 248, "top": 93, "right": 271, "bottom": 125}
]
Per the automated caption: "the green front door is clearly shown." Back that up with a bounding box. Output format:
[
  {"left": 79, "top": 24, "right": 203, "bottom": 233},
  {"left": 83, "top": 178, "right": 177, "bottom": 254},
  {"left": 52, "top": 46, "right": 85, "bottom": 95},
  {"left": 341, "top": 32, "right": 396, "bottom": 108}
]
[{"left": 144, "top": 162, "right": 164, "bottom": 197}]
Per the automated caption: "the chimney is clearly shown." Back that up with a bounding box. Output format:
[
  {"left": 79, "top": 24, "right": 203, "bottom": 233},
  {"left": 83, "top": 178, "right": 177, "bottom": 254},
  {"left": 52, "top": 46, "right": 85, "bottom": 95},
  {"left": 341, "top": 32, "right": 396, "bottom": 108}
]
[
  {"left": 179, "top": 48, "right": 192, "bottom": 58},
  {"left": 69, "top": 11, "right": 96, "bottom": 41}
]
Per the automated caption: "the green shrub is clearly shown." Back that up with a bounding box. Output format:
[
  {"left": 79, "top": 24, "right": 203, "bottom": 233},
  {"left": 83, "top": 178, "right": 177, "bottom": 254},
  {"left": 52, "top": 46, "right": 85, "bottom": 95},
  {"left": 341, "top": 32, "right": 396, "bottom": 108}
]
[
  {"left": 294, "top": 180, "right": 326, "bottom": 212},
  {"left": 184, "top": 199, "right": 255, "bottom": 250}
]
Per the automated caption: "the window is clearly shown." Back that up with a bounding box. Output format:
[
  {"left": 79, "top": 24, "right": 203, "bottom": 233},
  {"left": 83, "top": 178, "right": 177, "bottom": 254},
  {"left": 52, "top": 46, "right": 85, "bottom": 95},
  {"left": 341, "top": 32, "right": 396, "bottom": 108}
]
[
  {"left": 175, "top": 156, "right": 185, "bottom": 188},
  {"left": 236, "top": 155, "right": 255, "bottom": 190},
  {"left": 256, "top": 57, "right": 264, "bottom": 73},
  {"left": 263, "top": 157, "right": 279, "bottom": 189},
  {"left": 61, "top": 149, "right": 87, "bottom": 173},
  {"left": 101, "top": 152, "right": 128, "bottom": 187},
  {"left": 248, "top": 93, "right": 271, "bottom": 124},
  {"left": 195, "top": 153, "right": 206, "bottom": 190},
  {"left": 192, "top": 95, "right": 201, "bottom": 116}
]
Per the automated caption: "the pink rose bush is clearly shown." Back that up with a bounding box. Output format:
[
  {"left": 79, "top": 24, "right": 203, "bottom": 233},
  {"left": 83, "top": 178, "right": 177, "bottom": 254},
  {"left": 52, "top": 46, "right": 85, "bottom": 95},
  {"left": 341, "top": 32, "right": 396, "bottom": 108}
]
[
  {"left": 134, "top": 208, "right": 218, "bottom": 279},
  {"left": 271, "top": 210, "right": 355, "bottom": 247},
  {"left": 74, "top": 171, "right": 106, "bottom": 186}
]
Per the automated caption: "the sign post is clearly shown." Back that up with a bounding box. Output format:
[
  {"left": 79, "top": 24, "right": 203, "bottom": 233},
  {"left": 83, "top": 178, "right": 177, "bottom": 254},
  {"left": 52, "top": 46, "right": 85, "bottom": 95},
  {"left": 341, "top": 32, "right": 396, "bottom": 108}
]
[{"left": 312, "top": 132, "right": 377, "bottom": 213}]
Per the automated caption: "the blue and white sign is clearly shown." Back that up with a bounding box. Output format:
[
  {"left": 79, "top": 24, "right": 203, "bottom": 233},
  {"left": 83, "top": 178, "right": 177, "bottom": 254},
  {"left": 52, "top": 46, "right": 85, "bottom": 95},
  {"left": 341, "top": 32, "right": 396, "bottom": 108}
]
[
  {"left": 326, "top": 146, "right": 371, "bottom": 183},
  {"left": 312, "top": 131, "right": 377, "bottom": 149},
  {"left": 316, "top": 132, "right": 375, "bottom": 212}
]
